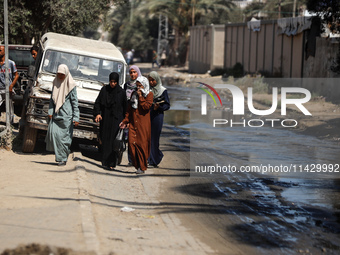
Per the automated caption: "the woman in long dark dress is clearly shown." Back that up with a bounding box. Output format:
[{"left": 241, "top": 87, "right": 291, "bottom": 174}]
[
  {"left": 147, "top": 71, "right": 170, "bottom": 167},
  {"left": 94, "top": 72, "right": 127, "bottom": 170}
]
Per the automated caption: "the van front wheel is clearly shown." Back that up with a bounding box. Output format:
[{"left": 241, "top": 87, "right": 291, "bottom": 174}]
[{"left": 22, "top": 126, "right": 37, "bottom": 153}]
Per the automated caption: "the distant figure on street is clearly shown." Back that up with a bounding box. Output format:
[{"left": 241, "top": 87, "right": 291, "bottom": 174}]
[
  {"left": 160, "top": 50, "right": 167, "bottom": 67},
  {"left": 126, "top": 49, "right": 134, "bottom": 65},
  {"left": 148, "top": 71, "right": 170, "bottom": 167},
  {"left": 45, "top": 64, "right": 79, "bottom": 166},
  {"left": 120, "top": 76, "right": 153, "bottom": 174},
  {"left": 152, "top": 50, "right": 161, "bottom": 68},
  {"left": 0, "top": 45, "right": 19, "bottom": 122},
  {"left": 94, "top": 72, "right": 127, "bottom": 170}
]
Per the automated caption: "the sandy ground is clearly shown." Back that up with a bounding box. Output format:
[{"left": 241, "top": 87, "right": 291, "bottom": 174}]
[
  {"left": 0, "top": 126, "right": 229, "bottom": 255},
  {"left": 0, "top": 64, "right": 339, "bottom": 254}
]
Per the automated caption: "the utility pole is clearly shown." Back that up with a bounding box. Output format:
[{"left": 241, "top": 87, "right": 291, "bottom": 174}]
[
  {"left": 278, "top": 0, "right": 282, "bottom": 19},
  {"left": 130, "top": 0, "right": 134, "bottom": 23},
  {"left": 157, "top": 14, "right": 168, "bottom": 63},
  {"left": 192, "top": 0, "right": 196, "bottom": 26},
  {"left": 293, "top": 0, "right": 297, "bottom": 17},
  {"left": 0, "top": 0, "right": 12, "bottom": 149}
]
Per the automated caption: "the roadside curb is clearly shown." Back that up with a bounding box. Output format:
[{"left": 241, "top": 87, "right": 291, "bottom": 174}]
[{"left": 73, "top": 151, "right": 100, "bottom": 255}]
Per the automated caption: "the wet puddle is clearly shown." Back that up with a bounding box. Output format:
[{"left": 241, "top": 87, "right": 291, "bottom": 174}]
[
  {"left": 165, "top": 84, "right": 340, "bottom": 205},
  {"left": 164, "top": 83, "right": 340, "bottom": 253}
]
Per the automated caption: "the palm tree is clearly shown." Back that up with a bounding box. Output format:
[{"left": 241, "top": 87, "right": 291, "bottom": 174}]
[
  {"left": 138, "top": 0, "right": 234, "bottom": 65},
  {"left": 263, "top": 0, "right": 307, "bottom": 19}
]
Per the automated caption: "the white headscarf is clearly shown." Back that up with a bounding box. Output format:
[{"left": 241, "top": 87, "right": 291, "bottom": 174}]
[
  {"left": 52, "top": 64, "right": 76, "bottom": 113},
  {"left": 149, "top": 71, "right": 166, "bottom": 99},
  {"left": 126, "top": 65, "right": 142, "bottom": 99},
  {"left": 136, "top": 76, "right": 150, "bottom": 97},
  {"left": 130, "top": 76, "right": 150, "bottom": 109}
]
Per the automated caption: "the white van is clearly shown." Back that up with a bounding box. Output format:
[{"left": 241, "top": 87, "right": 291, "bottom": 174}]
[{"left": 21, "top": 32, "right": 127, "bottom": 152}]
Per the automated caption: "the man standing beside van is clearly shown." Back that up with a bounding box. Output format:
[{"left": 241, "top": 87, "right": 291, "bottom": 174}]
[
  {"left": 30, "top": 45, "right": 39, "bottom": 60},
  {"left": 0, "top": 45, "right": 19, "bottom": 122}
]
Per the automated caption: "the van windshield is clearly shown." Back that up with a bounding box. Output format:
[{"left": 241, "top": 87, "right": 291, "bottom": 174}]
[{"left": 42, "top": 50, "right": 125, "bottom": 85}]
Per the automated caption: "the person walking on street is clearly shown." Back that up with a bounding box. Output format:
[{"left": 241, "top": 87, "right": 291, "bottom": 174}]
[
  {"left": 45, "top": 64, "right": 79, "bottom": 166},
  {"left": 94, "top": 72, "right": 127, "bottom": 170},
  {"left": 126, "top": 49, "right": 134, "bottom": 65},
  {"left": 120, "top": 76, "right": 153, "bottom": 174},
  {"left": 160, "top": 50, "right": 167, "bottom": 67},
  {"left": 124, "top": 65, "right": 142, "bottom": 166},
  {"left": 148, "top": 71, "right": 170, "bottom": 167},
  {"left": 152, "top": 50, "right": 161, "bottom": 68},
  {"left": 0, "top": 45, "right": 19, "bottom": 122}
]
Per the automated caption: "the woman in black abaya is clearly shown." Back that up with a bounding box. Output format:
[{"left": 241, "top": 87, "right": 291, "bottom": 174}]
[{"left": 94, "top": 72, "right": 127, "bottom": 169}]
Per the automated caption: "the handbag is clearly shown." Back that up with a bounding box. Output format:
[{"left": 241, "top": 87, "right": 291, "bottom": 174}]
[{"left": 113, "top": 129, "right": 125, "bottom": 152}]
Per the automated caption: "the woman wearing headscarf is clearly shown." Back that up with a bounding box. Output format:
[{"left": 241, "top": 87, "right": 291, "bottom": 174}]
[
  {"left": 148, "top": 71, "right": 170, "bottom": 167},
  {"left": 119, "top": 76, "right": 153, "bottom": 174},
  {"left": 123, "top": 65, "right": 142, "bottom": 165},
  {"left": 45, "top": 64, "right": 79, "bottom": 166},
  {"left": 94, "top": 72, "right": 127, "bottom": 170},
  {"left": 124, "top": 65, "right": 142, "bottom": 102}
]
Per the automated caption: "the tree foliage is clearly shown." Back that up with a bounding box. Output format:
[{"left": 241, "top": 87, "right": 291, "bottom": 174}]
[
  {"left": 306, "top": 0, "right": 340, "bottom": 33},
  {"left": 0, "top": 0, "right": 108, "bottom": 44},
  {"left": 135, "top": 0, "right": 234, "bottom": 64},
  {"left": 306, "top": 0, "right": 340, "bottom": 74},
  {"left": 243, "top": 0, "right": 307, "bottom": 20},
  {"left": 118, "top": 15, "right": 153, "bottom": 51},
  {"left": 244, "top": 2, "right": 266, "bottom": 20},
  {"left": 140, "top": 0, "right": 234, "bottom": 36}
]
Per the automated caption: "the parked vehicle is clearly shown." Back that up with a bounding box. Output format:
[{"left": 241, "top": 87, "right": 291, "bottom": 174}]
[
  {"left": 8, "top": 44, "right": 32, "bottom": 92},
  {"left": 0, "top": 45, "right": 32, "bottom": 115},
  {"left": 21, "top": 32, "right": 127, "bottom": 152}
]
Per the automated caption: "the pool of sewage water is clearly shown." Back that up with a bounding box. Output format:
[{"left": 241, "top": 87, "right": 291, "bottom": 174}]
[{"left": 163, "top": 84, "right": 340, "bottom": 253}]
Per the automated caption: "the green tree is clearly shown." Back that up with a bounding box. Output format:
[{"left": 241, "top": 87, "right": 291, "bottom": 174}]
[
  {"left": 267, "top": 0, "right": 307, "bottom": 19},
  {"left": 306, "top": 0, "right": 340, "bottom": 33},
  {"left": 102, "top": 0, "right": 155, "bottom": 57},
  {"left": 102, "top": 0, "right": 131, "bottom": 45},
  {"left": 242, "top": 0, "right": 307, "bottom": 20},
  {"left": 244, "top": 1, "right": 265, "bottom": 20},
  {"left": 227, "top": 7, "right": 245, "bottom": 23},
  {"left": 0, "top": 0, "right": 32, "bottom": 44},
  {"left": 0, "top": 0, "right": 108, "bottom": 44},
  {"left": 138, "top": 0, "right": 234, "bottom": 65},
  {"left": 306, "top": 0, "right": 340, "bottom": 73},
  {"left": 118, "top": 15, "right": 152, "bottom": 51}
]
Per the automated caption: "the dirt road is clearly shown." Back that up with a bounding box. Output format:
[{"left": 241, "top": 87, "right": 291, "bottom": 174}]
[
  {"left": 0, "top": 127, "right": 223, "bottom": 255},
  {"left": 0, "top": 64, "right": 339, "bottom": 254},
  {"left": 1, "top": 124, "right": 339, "bottom": 255}
]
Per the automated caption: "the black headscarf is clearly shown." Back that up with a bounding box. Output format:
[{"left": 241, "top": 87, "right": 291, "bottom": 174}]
[
  {"left": 106, "top": 72, "right": 120, "bottom": 109},
  {"left": 109, "top": 72, "right": 119, "bottom": 83}
]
